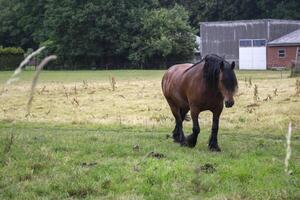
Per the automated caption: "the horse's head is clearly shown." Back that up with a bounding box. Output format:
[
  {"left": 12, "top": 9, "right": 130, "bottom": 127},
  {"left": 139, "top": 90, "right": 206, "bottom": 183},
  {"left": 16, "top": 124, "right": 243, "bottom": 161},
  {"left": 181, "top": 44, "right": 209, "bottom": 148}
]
[{"left": 218, "top": 61, "right": 238, "bottom": 108}]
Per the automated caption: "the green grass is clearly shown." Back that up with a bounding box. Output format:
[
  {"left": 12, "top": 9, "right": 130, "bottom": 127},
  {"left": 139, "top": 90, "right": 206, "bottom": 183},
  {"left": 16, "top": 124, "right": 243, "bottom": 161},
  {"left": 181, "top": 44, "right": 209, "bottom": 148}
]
[
  {"left": 0, "top": 122, "right": 299, "bottom": 200},
  {"left": 0, "top": 70, "right": 164, "bottom": 84},
  {"left": 0, "top": 69, "right": 291, "bottom": 84},
  {"left": 0, "top": 70, "right": 299, "bottom": 199}
]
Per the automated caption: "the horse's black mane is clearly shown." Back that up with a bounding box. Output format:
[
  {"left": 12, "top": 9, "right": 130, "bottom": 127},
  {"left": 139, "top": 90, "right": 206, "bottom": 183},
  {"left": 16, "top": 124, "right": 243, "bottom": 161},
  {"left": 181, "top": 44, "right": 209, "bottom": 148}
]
[
  {"left": 185, "top": 54, "right": 237, "bottom": 91},
  {"left": 203, "top": 54, "right": 227, "bottom": 89}
]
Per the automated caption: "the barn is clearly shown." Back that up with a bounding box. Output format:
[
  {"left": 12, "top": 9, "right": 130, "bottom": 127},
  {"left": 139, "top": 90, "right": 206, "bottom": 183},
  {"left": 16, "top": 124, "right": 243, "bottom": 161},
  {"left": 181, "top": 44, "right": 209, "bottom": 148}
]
[{"left": 200, "top": 19, "right": 300, "bottom": 70}]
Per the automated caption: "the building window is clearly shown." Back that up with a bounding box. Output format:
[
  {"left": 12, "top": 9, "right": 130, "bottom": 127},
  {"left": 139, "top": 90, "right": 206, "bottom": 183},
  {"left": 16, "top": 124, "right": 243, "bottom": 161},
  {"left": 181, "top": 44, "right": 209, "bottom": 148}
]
[
  {"left": 253, "top": 39, "right": 266, "bottom": 47},
  {"left": 239, "top": 40, "right": 252, "bottom": 47},
  {"left": 298, "top": 48, "right": 300, "bottom": 57},
  {"left": 278, "top": 49, "right": 285, "bottom": 58}
]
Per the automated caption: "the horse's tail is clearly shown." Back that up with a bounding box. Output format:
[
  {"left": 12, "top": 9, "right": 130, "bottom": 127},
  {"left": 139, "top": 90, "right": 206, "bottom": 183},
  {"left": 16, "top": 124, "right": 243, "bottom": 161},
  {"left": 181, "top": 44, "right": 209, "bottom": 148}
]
[
  {"left": 161, "top": 70, "right": 169, "bottom": 95},
  {"left": 184, "top": 113, "right": 191, "bottom": 121},
  {"left": 161, "top": 74, "right": 166, "bottom": 93}
]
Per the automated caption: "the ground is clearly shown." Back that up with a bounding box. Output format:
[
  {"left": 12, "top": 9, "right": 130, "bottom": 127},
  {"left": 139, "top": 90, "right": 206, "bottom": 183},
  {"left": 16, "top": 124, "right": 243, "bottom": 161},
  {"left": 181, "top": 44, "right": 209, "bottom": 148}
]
[{"left": 0, "top": 70, "right": 299, "bottom": 199}]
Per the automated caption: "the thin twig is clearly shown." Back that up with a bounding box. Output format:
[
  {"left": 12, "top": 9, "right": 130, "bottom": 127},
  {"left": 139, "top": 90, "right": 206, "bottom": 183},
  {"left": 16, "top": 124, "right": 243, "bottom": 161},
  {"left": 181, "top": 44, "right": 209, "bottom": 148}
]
[
  {"left": 3, "top": 132, "right": 15, "bottom": 154},
  {"left": 6, "top": 47, "right": 46, "bottom": 85},
  {"left": 26, "top": 55, "right": 57, "bottom": 116}
]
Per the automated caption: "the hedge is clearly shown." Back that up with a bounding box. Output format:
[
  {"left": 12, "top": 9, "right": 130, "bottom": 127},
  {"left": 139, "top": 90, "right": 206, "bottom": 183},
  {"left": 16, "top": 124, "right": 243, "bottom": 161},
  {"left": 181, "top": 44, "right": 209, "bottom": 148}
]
[{"left": 0, "top": 47, "right": 24, "bottom": 70}]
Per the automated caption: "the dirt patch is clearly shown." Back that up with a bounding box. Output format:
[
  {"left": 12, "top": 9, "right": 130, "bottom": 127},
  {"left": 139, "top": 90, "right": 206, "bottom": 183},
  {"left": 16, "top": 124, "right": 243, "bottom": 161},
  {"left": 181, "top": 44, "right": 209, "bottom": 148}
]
[
  {"left": 80, "top": 162, "right": 97, "bottom": 167},
  {"left": 133, "top": 144, "right": 140, "bottom": 151},
  {"left": 147, "top": 151, "right": 165, "bottom": 159},
  {"left": 245, "top": 103, "right": 260, "bottom": 108},
  {"left": 200, "top": 163, "right": 216, "bottom": 174},
  {"left": 67, "top": 187, "right": 96, "bottom": 198}
]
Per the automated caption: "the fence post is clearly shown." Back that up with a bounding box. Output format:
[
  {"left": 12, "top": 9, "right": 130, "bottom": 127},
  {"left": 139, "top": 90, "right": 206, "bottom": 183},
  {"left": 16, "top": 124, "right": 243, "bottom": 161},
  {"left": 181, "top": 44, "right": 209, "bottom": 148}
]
[{"left": 285, "top": 122, "right": 292, "bottom": 175}]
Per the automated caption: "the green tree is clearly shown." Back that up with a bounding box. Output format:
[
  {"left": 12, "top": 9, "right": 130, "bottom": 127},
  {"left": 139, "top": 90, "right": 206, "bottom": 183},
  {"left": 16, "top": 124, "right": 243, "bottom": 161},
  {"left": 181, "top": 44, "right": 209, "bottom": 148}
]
[
  {"left": 0, "top": 0, "right": 46, "bottom": 49},
  {"left": 129, "top": 5, "right": 195, "bottom": 67},
  {"left": 44, "top": 0, "right": 159, "bottom": 68}
]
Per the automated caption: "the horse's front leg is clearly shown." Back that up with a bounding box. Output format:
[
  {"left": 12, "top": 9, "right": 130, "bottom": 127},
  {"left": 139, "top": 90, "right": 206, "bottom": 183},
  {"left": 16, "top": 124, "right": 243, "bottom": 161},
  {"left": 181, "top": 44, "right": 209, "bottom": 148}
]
[
  {"left": 208, "top": 112, "right": 221, "bottom": 152},
  {"left": 185, "top": 107, "right": 200, "bottom": 148}
]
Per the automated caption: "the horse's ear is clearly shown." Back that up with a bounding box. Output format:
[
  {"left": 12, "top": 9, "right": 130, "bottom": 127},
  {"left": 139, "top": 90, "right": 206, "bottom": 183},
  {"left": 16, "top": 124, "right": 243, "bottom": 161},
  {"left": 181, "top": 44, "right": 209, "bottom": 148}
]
[
  {"left": 220, "top": 61, "right": 224, "bottom": 71},
  {"left": 231, "top": 61, "right": 235, "bottom": 70}
]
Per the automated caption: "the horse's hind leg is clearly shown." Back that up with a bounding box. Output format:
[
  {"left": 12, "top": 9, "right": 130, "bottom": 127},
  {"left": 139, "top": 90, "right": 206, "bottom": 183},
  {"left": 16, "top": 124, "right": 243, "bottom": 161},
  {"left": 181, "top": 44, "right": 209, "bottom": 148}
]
[
  {"left": 185, "top": 106, "right": 200, "bottom": 147},
  {"left": 167, "top": 100, "right": 185, "bottom": 144}
]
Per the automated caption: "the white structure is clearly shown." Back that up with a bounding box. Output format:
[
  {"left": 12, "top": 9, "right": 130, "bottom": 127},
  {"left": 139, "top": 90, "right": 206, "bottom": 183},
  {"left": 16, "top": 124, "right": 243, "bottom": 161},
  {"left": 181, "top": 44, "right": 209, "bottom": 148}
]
[{"left": 239, "top": 39, "right": 267, "bottom": 70}]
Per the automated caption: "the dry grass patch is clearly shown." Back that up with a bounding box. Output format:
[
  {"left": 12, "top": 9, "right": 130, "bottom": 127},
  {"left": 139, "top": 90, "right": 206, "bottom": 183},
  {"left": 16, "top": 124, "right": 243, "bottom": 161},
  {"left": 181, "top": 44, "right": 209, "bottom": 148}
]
[{"left": 0, "top": 70, "right": 299, "bottom": 134}]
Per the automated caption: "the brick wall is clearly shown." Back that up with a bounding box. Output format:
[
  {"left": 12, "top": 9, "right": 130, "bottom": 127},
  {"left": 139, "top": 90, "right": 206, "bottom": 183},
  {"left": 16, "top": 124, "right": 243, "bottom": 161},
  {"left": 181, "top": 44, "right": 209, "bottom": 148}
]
[{"left": 267, "top": 46, "right": 299, "bottom": 68}]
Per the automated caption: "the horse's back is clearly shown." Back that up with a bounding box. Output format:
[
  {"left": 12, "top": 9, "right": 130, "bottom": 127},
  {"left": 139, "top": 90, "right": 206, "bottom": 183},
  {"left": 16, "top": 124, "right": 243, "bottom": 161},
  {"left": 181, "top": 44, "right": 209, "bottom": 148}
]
[
  {"left": 166, "top": 63, "right": 193, "bottom": 75},
  {"left": 162, "top": 63, "right": 193, "bottom": 105},
  {"left": 162, "top": 63, "right": 192, "bottom": 89}
]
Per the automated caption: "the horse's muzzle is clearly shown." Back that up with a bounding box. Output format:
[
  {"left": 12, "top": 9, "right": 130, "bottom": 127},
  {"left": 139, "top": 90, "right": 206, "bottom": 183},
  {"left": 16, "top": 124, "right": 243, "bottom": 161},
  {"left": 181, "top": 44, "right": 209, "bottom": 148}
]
[{"left": 225, "top": 100, "right": 234, "bottom": 108}]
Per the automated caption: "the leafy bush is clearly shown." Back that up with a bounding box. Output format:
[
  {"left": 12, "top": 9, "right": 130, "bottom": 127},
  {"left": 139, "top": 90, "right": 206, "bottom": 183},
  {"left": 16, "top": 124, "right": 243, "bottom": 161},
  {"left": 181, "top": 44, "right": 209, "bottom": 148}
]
[
  {"left": 0, "top": 46, "right": 24, "bottom": 55},
  {"left": 0, "top": 47, "right": 24, "bottom": 70}
]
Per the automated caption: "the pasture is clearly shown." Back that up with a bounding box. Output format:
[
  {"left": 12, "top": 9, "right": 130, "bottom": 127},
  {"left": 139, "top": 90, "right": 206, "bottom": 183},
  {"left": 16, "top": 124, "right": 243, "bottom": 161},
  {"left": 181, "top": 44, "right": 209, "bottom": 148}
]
[{"left": 0, "top": 70, "right": 299, "bottom": 199}]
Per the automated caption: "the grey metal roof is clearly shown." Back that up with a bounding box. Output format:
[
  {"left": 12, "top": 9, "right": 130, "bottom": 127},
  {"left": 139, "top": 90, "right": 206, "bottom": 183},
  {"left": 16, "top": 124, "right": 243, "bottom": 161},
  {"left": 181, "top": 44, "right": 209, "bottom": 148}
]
[
  {"left": 268, "top": 29, "right": 300, "bottom": 46},
  {"left": 200, "top": 19, "right": 300, "bottom": 26}
]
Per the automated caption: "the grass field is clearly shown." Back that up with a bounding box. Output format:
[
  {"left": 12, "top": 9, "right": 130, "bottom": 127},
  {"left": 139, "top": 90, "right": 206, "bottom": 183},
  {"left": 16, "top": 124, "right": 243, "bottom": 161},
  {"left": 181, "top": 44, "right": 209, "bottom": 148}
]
[{"left": 0, "top": 70, "right": 299, "bottom": 199}]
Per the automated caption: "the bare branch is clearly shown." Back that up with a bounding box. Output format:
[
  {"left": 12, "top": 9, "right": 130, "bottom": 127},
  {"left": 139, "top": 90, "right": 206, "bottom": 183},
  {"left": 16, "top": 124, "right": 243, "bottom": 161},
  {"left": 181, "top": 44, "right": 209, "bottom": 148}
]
[
  {"left": 6, "top": 46, "right": 46, "bottom": 85},
  {"left": 26, "top": 55, "right": 57, "bottom": 116}
]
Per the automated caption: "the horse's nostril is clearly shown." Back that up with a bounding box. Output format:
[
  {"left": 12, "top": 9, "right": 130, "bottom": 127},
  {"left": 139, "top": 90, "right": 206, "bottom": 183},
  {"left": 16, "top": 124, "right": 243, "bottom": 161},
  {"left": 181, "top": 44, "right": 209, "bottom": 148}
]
[{"left": 225, "top": 101, "right": 234, "bottom": 108}]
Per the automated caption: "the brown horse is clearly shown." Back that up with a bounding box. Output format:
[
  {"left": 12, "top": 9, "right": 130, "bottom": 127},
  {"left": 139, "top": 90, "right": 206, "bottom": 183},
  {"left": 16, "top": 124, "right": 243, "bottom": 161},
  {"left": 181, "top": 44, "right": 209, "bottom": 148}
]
[{"left": 162, "top": 54, "right": 238, "bottom": 151}]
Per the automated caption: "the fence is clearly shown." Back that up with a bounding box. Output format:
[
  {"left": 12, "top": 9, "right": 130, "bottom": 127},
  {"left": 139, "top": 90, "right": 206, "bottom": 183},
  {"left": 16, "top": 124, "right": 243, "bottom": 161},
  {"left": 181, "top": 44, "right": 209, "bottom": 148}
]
[{"left": 291, "top": 60, "right": 300, "bottom": 77}]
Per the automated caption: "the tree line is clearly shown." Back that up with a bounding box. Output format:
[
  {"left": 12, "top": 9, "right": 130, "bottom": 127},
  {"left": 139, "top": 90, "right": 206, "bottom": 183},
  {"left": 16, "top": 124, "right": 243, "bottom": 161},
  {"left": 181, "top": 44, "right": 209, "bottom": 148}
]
[{"left": 0, "top": 0, "right": 299, "bottom": 69}]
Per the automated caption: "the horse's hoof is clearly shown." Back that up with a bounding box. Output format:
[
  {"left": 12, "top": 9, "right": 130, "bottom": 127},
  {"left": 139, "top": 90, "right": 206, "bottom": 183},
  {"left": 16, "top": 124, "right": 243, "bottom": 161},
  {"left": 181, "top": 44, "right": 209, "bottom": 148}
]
[
  {"left": 173, "top": 139, "right": 180, "bottom": 143},
  {"left": 180, "top": 142, "right": 187, "bottom": 147},
  {"left": 185, "top": 135, "right": 197, "bottom": 148},
  {"left": 179, "top": 137, "right": 187, "bottom": 147},
  {"left": 209, "top": 146, "right": 221, "bottom": 152},
  {"left": 172, "top": 135, "right": 181, "bottom": 143},
  {"left": 180, "top": 139, "right": 196, "bottom": 148}
]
